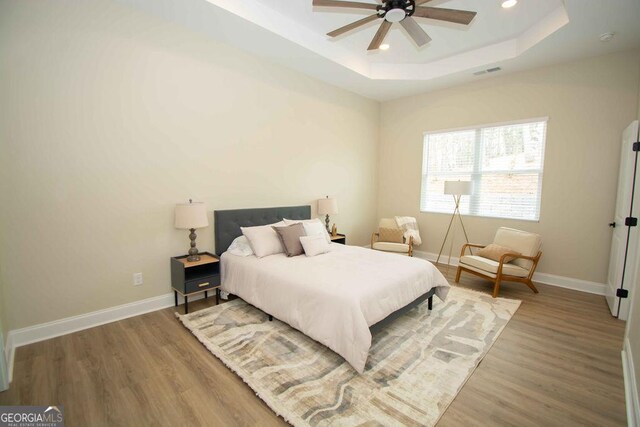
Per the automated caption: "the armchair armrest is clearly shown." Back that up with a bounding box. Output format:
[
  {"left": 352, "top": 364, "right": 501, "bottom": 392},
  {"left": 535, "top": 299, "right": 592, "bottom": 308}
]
[
  {"left": 459, "top": 243, "right": 486, "bottom": 257},
  {"left": 496, "top": 250, "right": 543, "bottom": 278},
  {"left": 371, "top": 232, "right": 379, "bottom": 248},
  {"left": 498, "top": 252, "right": 540, "bottom": 263}
]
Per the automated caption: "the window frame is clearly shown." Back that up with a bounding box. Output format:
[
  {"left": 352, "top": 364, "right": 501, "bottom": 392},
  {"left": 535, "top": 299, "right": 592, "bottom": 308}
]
[{"left": 420, "top": 117, "right": 548, "bottom": 222}]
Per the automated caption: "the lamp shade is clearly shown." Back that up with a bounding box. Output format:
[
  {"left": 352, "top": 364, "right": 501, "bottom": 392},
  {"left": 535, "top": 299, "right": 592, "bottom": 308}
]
[
  {"left": 317, "top": 197, "right": 338, "bottom": 215},
  {"left": 444, "top": 180, "right": 473, "bottom": 196},
  {"left": 174, "top": 202, "right": 208, "bottom": 229}
]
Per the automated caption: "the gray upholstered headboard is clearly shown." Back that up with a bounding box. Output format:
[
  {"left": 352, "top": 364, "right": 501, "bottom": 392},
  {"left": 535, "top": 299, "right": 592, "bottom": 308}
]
[{"left": 214, "top": 205, "right": 311, "bottom": 256}]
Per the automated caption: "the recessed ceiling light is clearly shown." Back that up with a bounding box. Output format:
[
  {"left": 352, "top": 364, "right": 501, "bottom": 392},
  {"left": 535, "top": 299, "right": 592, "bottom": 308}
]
[
  {"left": 379, "top": 44, "right": 390, "bottom": 51},
  {"left": 501, "top": 0, "right": 517, "bottom": 8},
  {"left": 599, "top": 32, "right": 615, "bottom": 42}
]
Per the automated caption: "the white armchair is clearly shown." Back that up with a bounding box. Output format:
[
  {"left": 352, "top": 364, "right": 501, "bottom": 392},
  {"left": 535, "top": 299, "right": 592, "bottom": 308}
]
[
  {"left": 455, "top": 227, "right": 542, "bottom": 298},
  {"left": 371, "top": 218, "right": 413, "bottom": 256}
]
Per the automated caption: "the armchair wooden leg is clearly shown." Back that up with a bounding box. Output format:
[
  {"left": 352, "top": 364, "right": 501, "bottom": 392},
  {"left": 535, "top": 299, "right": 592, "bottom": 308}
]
[
  {"left": 526, "top": 279, "right": 539, "bottom": 294},
  {"left": 492, "top": 277, "right": 501, "bottom": 298},
  {"left": 455, "top": 266, "right": 462, "bottom": 283}
]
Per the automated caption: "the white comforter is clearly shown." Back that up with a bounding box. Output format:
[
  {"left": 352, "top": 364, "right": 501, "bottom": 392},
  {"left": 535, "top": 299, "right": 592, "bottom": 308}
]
[{"left": 221, "top": 244, "right": 450, "bottom": 373}]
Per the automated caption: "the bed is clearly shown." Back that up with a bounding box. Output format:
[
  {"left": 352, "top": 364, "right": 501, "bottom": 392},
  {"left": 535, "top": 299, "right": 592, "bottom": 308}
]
[{"left": 214, "top": 205, "right": 450, "bottom": 373}]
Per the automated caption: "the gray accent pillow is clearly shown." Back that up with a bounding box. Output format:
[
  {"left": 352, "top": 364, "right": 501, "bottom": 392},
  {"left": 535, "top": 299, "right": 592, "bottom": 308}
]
[{"left": 272, "top": 223, "right": 306, "bottom": 257}]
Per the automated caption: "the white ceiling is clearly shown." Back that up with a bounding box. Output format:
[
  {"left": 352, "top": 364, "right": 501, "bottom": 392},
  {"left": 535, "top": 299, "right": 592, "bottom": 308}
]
[{"left": 118, "top": 0, "right": 640, "bottom": 100}]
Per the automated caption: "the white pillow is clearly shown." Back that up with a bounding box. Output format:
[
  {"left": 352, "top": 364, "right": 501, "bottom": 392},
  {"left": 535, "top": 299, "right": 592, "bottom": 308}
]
[
  {"left": 241, "top": 222, "right": 285, "bottom": 258},
  {"left": 226, "top": 235, "right": 254, "bottom": 257},
  {"left": 300, "top": 234, "right": 330, "bottom": 257},
  {"left": 284, "top": 218, "right": 330, "bottom": 243}
]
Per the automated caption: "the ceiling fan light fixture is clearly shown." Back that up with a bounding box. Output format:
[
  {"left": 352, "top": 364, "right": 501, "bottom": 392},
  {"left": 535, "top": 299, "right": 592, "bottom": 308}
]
[
  {"left": 501, "top": 0, "right": 517, "bottom": 8},
  {"left": 385, "top": 8, "right": 406, "bottom": 23},
  {"left": 379, "top": 43, "right": 390, "bottom": 50}
]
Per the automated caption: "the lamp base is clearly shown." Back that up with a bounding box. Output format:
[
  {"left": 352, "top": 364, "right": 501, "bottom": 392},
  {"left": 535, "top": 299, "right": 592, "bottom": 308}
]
[
  {"left": 187, "top": 228, "right": 200, "bottom": 262},
  {"left": 324, "top": 214, "right": 330, "bottom": 233}
]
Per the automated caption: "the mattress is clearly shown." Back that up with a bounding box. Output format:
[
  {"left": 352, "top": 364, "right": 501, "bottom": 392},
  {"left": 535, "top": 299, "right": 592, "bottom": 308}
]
[{"left": 221, "top": 244, "right": 450, "bottom": 373}]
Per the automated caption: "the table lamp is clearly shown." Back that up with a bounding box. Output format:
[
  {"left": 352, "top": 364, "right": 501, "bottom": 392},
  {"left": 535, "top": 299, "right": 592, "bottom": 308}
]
[
  {"left": 317, "top": 196, "right": 338, "bottom": 233},
  {"left": 175, "top": 199, "right": 208, "bottom": 262}
]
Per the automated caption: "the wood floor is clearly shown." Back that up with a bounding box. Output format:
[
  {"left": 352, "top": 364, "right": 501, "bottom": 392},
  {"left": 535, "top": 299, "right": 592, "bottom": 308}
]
[{"left": 0, "top": 266, "right": 627, "bottom": 426}]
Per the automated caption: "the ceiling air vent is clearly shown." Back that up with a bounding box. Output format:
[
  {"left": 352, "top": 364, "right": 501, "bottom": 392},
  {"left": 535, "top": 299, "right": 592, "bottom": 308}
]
[{"left": 473, "top": 66, "right": 502, "bottom": 76}]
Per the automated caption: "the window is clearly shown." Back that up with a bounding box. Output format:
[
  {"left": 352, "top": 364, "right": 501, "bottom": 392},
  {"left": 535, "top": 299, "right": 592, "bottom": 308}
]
[{"left": 420, "top": 118, "right": 547, "bottom": 221}]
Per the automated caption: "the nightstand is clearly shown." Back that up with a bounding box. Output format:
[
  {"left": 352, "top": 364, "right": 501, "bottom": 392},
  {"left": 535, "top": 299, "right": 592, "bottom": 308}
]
[
  {"left": 330, "top": 233, "right": 346, "bottom": 245},
  {"left": 170, "top": 252, "right": 221, "bottom": 314}
]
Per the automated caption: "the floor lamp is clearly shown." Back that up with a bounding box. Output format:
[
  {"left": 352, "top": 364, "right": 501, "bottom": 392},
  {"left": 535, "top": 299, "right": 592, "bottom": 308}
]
[{"left": 436, "top": 181, "right": 473, "bottom": 272}]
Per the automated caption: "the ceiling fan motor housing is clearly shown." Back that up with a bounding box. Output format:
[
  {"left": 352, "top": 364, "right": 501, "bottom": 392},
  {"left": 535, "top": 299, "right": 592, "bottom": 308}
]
[{"left": 380, "top": 0, "right": 415, "bottom": 22}]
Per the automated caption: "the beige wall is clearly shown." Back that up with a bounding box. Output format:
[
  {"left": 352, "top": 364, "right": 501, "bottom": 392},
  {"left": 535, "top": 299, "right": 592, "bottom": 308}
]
[
  {"left": 0, "top": 1, "right": 379, "bottom": 330},
  {"left": 379, "top": 50, "right": 640, "bottom": 284},
  {"left": 1, "top": 0, "right": 639, "bottom": 336}
]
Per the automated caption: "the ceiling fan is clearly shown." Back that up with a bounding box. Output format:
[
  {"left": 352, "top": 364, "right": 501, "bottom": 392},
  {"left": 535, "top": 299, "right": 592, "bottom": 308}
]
[{"left": 313, "top": 0, "right": 477, "bottom": 50}]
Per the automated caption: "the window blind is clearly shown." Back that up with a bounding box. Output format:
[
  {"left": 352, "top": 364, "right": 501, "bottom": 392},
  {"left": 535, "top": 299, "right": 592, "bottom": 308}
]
[{"left": 420, "top": 119, "right": 547, "bottom": 221}]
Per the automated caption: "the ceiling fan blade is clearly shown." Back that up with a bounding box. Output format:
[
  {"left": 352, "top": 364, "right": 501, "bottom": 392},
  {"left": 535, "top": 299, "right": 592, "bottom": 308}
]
[
  {"left": 367, "top": 20, "right": 392, "bottom": 50},
  {"left": 313, "top": 0, "right": 378, "bottom": 10},
  {"left": 415, "top": 0, "right": 434, "bottom": 5},
  {"left": 400, "top": 16, "right": 431, "bottom": 46},
  {"left": 413, "top": 7, "right": 477, "bottom": 25},
  {"left": 327, "top": 14, "right": 380, "bottom": 37}
]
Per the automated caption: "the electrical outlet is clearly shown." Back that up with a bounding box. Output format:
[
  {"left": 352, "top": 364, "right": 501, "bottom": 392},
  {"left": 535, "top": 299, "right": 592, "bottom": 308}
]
[{"left": 133, "top": 273, "right": 143, "bottom": 286}]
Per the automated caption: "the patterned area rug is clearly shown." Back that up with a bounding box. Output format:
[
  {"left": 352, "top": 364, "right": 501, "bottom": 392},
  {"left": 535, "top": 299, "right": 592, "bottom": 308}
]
[{"left": 177, "top": 286, "right": 520, "bottom": 426}]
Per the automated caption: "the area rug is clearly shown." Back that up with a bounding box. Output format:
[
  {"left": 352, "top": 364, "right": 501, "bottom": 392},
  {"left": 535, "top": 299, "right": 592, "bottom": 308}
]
[{"left": 177, "top": 286, "right": 520, "bottom": 426}]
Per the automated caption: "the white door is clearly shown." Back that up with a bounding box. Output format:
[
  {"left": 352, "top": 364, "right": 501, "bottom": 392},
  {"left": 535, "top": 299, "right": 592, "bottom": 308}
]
[{"left": 606, "top": 120, "right": 639, "bottom": 320}]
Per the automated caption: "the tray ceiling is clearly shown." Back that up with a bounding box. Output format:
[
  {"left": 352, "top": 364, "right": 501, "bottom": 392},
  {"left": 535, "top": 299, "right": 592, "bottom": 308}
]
[{"left": 118, "top": 0, "right": 640, "bottom": 100}]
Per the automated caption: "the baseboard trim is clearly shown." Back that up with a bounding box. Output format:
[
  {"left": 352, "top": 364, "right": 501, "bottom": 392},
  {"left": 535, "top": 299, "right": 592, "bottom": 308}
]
[
  {"left": 532, "top": 272, "right": 607, "bottom": 295},
  {"left": 5, "top": 290, "right": 208, "bottom": 382},
  {"left": 412, "top": 250, "right": 607, "bottom": 295},
  {"left": 623, "top": 338, "right": 640, "bottom": 427}
]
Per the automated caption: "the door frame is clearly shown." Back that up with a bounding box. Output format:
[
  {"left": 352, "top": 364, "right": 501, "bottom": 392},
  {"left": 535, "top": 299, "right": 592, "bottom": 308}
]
[{"left": 0, "top": 331, "right": 8, "bottom": 391}]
